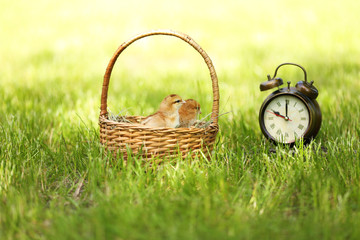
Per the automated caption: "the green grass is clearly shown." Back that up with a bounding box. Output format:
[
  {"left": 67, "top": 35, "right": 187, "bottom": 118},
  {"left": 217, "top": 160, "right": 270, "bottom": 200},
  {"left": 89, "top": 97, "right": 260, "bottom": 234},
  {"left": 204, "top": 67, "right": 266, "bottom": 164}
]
[{"left": 1, "top": 0, "right": 360, "bottom": 239}]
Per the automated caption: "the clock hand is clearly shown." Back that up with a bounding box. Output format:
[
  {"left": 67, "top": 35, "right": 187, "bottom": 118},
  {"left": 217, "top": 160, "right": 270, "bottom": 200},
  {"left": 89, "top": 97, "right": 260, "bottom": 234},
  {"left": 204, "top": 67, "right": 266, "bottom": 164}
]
[
  {"left": 271, "top": 109, "right": 285, "bottom": 118},
  {"left": 267, "top": 109, "right": 292, "bottom": 121},
  {"left": 285, "top": 100, "right": 289, "bottom": 120}
]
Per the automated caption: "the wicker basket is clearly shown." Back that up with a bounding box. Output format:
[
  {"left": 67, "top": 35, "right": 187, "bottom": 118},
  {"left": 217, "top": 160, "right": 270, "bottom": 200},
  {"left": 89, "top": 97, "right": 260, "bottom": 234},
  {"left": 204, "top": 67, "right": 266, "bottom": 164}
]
[{"left": 99, "top": 30, "right": 220, "bottom": 160}]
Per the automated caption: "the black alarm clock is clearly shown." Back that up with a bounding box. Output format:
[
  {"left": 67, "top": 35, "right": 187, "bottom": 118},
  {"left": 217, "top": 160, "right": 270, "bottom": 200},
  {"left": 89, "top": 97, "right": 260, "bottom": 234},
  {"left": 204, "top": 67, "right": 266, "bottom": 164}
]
[{"left": 259, "top": 63, "right": 322, "bottom": 145}]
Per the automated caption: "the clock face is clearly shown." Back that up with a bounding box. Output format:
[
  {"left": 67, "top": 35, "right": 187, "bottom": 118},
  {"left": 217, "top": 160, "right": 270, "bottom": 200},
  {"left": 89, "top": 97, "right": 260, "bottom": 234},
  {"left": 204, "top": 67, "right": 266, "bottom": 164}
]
[{"left": 261, "top": 94, "right": 310, "bottom": 143}]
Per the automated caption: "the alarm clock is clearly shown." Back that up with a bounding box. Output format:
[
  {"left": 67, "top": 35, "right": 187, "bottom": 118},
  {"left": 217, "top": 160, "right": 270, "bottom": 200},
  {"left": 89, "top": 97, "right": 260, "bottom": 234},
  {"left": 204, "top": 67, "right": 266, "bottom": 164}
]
[{"left": 259, "top": 63, "right": 322, "bottom": 145}]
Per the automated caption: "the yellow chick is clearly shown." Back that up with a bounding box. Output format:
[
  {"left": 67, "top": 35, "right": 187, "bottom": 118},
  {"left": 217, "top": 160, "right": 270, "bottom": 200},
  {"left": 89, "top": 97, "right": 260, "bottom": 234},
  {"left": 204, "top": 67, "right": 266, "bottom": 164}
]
[
  {"left": 141, "top": 94, "right": 185, "bottom": 128},
  {"left": 178, "top": 99, "right": 201, "bottom": 128}
]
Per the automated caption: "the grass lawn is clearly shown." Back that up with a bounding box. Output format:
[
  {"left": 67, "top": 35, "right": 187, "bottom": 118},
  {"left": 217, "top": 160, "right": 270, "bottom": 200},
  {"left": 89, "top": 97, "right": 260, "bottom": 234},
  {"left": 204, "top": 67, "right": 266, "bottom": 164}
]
[{"left": 1, "top": 0, "right": 360, "bottom": 239}]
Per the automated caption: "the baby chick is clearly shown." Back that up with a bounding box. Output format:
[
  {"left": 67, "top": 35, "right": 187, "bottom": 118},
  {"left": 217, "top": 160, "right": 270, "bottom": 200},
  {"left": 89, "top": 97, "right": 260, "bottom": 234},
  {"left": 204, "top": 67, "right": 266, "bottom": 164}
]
[
  {"left": 178, "top": 99, "right": 201, "bottom": 128},
  {"left": 141, "top": 94, "right": 185, "bottom": 128}
]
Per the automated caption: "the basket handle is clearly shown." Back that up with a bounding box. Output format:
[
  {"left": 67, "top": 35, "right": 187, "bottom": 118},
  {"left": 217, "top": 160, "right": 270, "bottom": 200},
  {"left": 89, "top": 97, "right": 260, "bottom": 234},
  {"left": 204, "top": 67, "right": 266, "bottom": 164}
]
[{"left": 100, "top": 29, "right": 220, "bottom": 125}]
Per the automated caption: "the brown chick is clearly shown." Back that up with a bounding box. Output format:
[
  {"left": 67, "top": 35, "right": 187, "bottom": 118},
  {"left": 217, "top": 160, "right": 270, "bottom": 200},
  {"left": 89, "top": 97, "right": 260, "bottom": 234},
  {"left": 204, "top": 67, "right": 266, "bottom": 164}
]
[
  {"left": 141, "top": 94, "right": 185, "bottom": 128},
  {"left": 178, "top": 99, "right": 201, "bottom": 128}
]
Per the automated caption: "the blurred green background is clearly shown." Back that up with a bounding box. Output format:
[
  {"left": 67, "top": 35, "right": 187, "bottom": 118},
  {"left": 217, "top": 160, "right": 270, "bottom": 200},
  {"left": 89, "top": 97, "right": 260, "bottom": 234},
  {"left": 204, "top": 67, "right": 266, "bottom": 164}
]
[{"left": 2, "top": 0, "right": 359, "bottom": 133}]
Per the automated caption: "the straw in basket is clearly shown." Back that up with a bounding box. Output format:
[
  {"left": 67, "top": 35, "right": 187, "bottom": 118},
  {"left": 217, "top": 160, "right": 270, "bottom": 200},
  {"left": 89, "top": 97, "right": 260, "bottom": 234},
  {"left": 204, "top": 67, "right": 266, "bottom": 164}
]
[{"left": 99, "top": 30, "right": 220, "bottom": 160}]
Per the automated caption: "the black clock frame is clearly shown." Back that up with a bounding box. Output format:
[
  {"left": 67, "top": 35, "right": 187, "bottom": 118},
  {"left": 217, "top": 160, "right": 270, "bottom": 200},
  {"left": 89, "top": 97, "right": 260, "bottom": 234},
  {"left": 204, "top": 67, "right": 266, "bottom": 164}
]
[{"left": 259, "top": 87, "right": 322, "bottom": 145}]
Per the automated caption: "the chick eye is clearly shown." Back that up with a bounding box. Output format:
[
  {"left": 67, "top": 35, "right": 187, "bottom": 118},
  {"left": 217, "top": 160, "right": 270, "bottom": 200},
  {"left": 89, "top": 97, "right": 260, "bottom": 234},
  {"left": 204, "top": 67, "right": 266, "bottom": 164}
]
[{"left": 174, "top": 100, "right": 181, "bottom": 103}]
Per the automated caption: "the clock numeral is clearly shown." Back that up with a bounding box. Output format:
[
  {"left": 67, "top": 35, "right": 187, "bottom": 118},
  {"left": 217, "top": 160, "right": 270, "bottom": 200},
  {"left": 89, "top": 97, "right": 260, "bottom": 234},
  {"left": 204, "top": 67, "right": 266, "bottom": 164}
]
[
  {"left": 268, "top": 117, "right": 274, "bottom": 120},
  {"left": 276, "top": 129, "right": 282, "bottom": 135},
  {"left": 285, "top": 132, "right": 289, "bottom": 138},
  {"left": 276, "top": 102, "right": 281, "bottom": 107},
  {"left": 301, "top": 117, "right": 307, "bottom": 121},
  {"left": 270, "top": 123, "right": 275, "bottom": 129},
  {"left": 299, "top": 108, "right": 304, "bottom": 113},
  {"left": 298, "top": 124, "right": 304, "bottom": 130},
  {"left": 293, "top": 102, "right": 297, "bottom": 107},
  {"left": 294, "top": 132, "right": 298, "bottom": 138}
]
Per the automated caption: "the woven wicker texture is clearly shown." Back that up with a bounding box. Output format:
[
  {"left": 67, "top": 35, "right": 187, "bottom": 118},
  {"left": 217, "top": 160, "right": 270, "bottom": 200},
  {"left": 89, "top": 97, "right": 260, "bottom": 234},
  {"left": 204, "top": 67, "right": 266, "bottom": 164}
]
[{"left": 99, "top": 30, "right": 219, "bottom": 160}]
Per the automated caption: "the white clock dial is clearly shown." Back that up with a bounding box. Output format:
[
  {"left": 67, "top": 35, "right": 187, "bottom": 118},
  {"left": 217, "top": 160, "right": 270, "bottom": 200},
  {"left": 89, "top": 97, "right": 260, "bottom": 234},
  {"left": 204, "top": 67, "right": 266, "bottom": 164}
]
[{"left": 263, "top": 94, "right": 310, "bottom": 143}]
